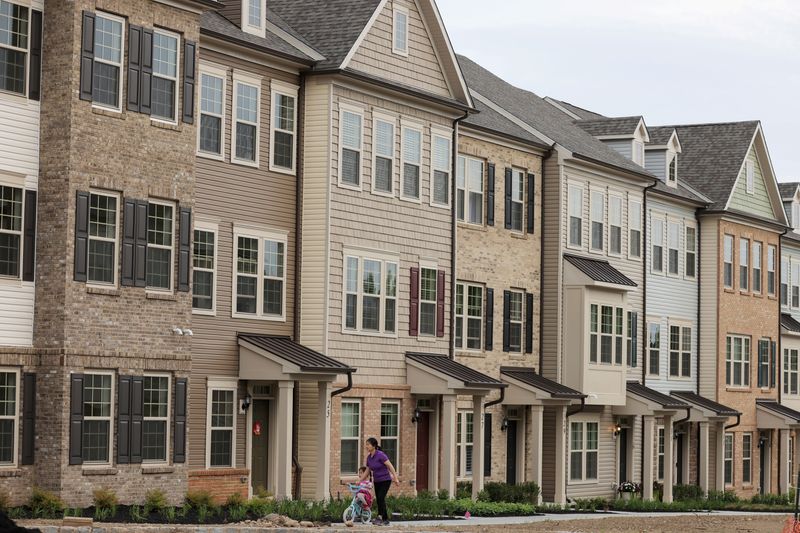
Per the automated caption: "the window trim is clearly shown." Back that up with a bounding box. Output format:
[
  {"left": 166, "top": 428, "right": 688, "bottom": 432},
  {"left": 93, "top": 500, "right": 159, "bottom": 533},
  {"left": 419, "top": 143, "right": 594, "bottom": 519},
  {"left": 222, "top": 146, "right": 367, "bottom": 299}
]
[
  {"left": 567, "top": 182, "right": 584, "bottom": 250},
  {"left": 651, "top": 215, "right": 665, "bottom": 275},
  {"left": 569, "top": 419, "right": 599, "bottom": 483},
  {"left": 454, "top": 281, "right": 484, "bottom": 352},
  {"left": 196, "top": 62, "right": 228, "bottom": 161},
  {"left": 205, "top": 379, "right": 237, "bottom": 470},
  {"left": 91, "top": 11, "right": 125, "bottom": 112},
  {"left": 726, "top": 334, "right": 751, "bottom": 389},
  {"left": 509, "top": 168, "right": 526, "bottom": 233},
  {"left": 742, "top": 432, "right": 752, "bottom": 485},
  {"left": 391, "top": 6, "right": 409, "bottom": 56},
  {"left": 341, "top": 249, "right": 399, "bottom": 337},
  {"left": 430, "top": 127, "right": 453, "bottom": 209},
  {"left": 792, "top": 260, "right": 800, "bottom": 310},
  {"left": 667, "top": 322, "right": 692, "bottom": 380},
  {"left": 142, "top": 372, "right": 171, "bottom": 465},
  {"left": 418, "top": 263, "right": 438, "bottom": 338},
  {"left": 589, "top": 189, "right": 605, "bottom": 253},
  {"left": 338, "top": 103, "right": 364, "bottom": 190},
  {"left": 724, "top": 432, "right": 734, "bottom": 486},
  {"left": 0, "top": 182, "right": 25, "bottom": 281},
  {"left": 371, "top": 111, "right": 397, "bottom": 198},
  {"left": 456, "top": 411, "right": 474, "bottom": 479},
  {"left": 231, "top": 71, "right": 262, "bottom": 168},
  {"left": 82, "top": 370, "right": 115, "bottom": 467},
  {"left": 242, "top": 0, "right": 267, "bottom": 37},
  {"left": 145, "top": 199, "right": 175, "bottom": 293},
  {"left": 608, "top": 193, "right": 623, "bottom": 256},
  {"left": 231, "top": 225, "right": 288, "bottom": 322},
  {"left": 647, "top": 321, "right": 660, "bottom": 377},
  {"left": 666, "top": 151, "right": 678, "bottom": 186},
  {"left": 632, "top": 140, "right": 644, "bottom": 166},
  {"left": 628, "top": 198, "right": 642, "bottom": 260},
  {"left": 784, "top": 347, "right": 799, "bottom": 396},
  {"left": 508, "top": 289, "right": 525, "bottom": 353},
  {"left": 86, "top": 190, "right": 120, "bottom": 288},
  {"left": 739, "top": 237, "right": 750, "bottom": 293},
  {"left": 723, "top": 234, "right": 734, "bottom": 289},
  {"left": 379, "top": 400, "right": 401, "bottom": 474},
  {"left": 0, "top": 0, "right": 31, "bottom": 99},
  {"left": 150, "top": 28, "right": 181, "bottom": 125},
  {"left": 752, "top": 241, "right": 762, "bottom": 295},
  {"left": 0, "top": 367, "right": 20, "bottom": 468},
  {"left": 767, "top": 244, "right": 776, "bottom": 296},
  {"left": 192, "top": 220, "right": 218, "bottom": 316},
  {"left": 340, "top": 399, "right": 362, "bottom": 476},
  {"left": 268, "top": 81, "right": 299, "bottom": 175},
  {"left": 666, "top": 219, "right": 681, "bottom": 277},
  {"left": 399, "top": 120, "right": 424, "bottom": 203},
  {"left": 657, "top": 426, "right": 665, "bottom": 481},
  {"left": 684, "top": 223, "right": 697, "bottom": 280},
  {"left": 457, "top": 154, "right": 485, "bottom": 226},
  {"left": 588, "top": 303, "right": 624, "bottom": 366}
]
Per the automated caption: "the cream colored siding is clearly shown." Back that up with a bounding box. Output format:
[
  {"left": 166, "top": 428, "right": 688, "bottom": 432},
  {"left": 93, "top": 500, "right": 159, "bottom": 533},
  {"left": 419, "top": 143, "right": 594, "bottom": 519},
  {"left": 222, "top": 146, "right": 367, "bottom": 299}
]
[
  {"left": 566, "top": 407, "right": 616, "bottom": 500},
  {"left": 728, "top": 145, "right": 778, "bottom": 221},
  {"left": 698, "top": 217, "right": 719, "bottom": 399},
  {"left": 296, "top": 381, "right": 320, "bottom": 497},
  {"left": 347, "top": 0, "right": 451, "bottom": 98},
  {"left": 540, "top": 154, "right": 563, "bottom": 381}
]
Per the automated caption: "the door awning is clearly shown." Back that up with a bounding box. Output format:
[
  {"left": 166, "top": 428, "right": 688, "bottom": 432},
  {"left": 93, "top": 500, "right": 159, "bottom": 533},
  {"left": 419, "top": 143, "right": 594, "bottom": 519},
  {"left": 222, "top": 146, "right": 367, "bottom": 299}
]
[
  {"left": 500, "top": 367, "right": 585, "bottom": 404},
  {"left": 613, "top": 381, "right": 690, "bottom": 416},
  {"left": 564, "top": 253, "right": 637, "bottom": 290},
  {"left": 782, "top": 313, "right": 800, "bottom": 336},
  {"left": 238, "top": 334, "right": 354, "bottom": 381},
  {"left": 756, "top": 400, "right": 800, "bottom": 429},
  {"left": 670, "top": 391, "right": 740, "bottom": 421},
  {"left": 406, "top": 352, "right": 506, "bottom": 395}
]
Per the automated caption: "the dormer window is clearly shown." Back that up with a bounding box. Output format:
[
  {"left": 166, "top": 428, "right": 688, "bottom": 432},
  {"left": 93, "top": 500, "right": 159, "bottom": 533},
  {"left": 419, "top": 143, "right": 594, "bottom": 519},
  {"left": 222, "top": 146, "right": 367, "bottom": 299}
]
[
  {"left": 792, "top": 201, "right": 800, "bottom": 232},
  {"left": 392, "top": 7, "right": 409, "bottom": 56},
  {"left": 243, "top": 0, "right": 266, "bottom": 37},
  {"left": 632, "top": 140, "right": 644, "bottom": 166},
  {"left": 667, "top": 153, "right": 677, "bottom": 186}
]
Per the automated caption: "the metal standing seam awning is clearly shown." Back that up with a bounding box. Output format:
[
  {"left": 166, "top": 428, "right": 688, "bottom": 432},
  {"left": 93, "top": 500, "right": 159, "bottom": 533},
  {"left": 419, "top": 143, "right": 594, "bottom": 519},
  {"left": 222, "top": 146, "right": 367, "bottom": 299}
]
[
  {"left": 669, "top": 391, "right": 740, "bottom": 422},
  {"left": 405, "top": 352, "right": 506, "bottom": 395},
  {"left": 613, "top": 381, "right": 690, "bottom": 416},
  {"left": 564, "top": 253, "right": 638, "bottom": 290},
  {"left": 500, "top": 366, "right": 586, "bottom": 404},
  {"left": 781, "top": 313, "right": 800, "bottom": 336},
  {"left": 238, "top": 334, "right": 354, "bottom": 380},
  {"left": 756, "top": 399, "right": 800, "bottom": 429}
]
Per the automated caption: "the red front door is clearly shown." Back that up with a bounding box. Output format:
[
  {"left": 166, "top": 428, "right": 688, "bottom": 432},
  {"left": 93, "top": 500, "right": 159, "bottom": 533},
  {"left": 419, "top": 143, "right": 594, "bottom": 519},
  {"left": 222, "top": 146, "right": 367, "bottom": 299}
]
[{"left": 416, "top": 412, "right": 430, "bottom": 491}]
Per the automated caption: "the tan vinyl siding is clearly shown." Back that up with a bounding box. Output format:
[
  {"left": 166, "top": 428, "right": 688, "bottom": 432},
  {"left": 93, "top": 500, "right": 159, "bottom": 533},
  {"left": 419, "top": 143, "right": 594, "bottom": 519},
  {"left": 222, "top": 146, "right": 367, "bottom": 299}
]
[
  {"left": 296, "top": 381, "right": 320, "bottom": 497},
  {"left": 698, "top": 217, "right": 719, "bottom": 399},
  {"left": 540, "top": 407, "right": 556, "bottom": 501},
  {"left": 728, "top": 145, "right": 778, "bottom": 221},
  {"left": 217, "top": 1, "right": 242, "bottom": 28},
  {"left": 347, "top": 0, "right": 451, "bottom": 98},
  {"left": 566, "top": 407, "right": 616, "bottom": 500},
  {"left": 540, "top": 154, "right": 563, "bottom": 381}
]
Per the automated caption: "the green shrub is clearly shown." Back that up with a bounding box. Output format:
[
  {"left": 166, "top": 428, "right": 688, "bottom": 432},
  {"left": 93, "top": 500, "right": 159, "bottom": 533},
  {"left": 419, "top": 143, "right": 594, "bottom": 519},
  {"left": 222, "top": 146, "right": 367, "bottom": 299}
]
[
  {"left": 129, "top": 505, "right": 146, "bottom": 523},
  {"left": 750, "top": 492, "right": 790, "bottom": 506},
  {"left": 574, "top": 497, "right": 607, "bottom": 511},
  {"left": 93, "top": 488, "right": 118, "bottom": 518},
  {"left": 186, "top": 489, "right": 216, "bottom": 510},
  {"left": 144, "top": 489, "right": 168, "bottom": 514},
  {"left": 176, "top": 505, "right": 189, "bottom": 521},
  {"left": 437, "top": 489, "right": 450, "bottom": 500},
  {"left": 455, "top": 482, "right": 472, "bottom": 499},
  {"left": 226, "top": 492, "right": 245, "bottom": 507},
  {"left": 707, "top": 489, "right": 739, "bottom": 503},
  {"left": 254, "top": 486, "right": 273, "bottom": 499},
  {"left": 482, "top": 482, "right": 540, "bottom": 504},
  {"left": 29, "top": 487, "right": 65, "bottom": 519},
  {"left": 63, "top": 507, "right": 83, "bottom": 518},
  {"left": 7, "top": 507, "right": 27, "bottom": 520},
  {"left": 247, "top": 497, "right": 274, "bottom": 518},
  {"left": 673, "top": 484, "right": 704, "bottom": 502},
  {"left": 161, "top": 506, "right": 176, "bottom": 523}
]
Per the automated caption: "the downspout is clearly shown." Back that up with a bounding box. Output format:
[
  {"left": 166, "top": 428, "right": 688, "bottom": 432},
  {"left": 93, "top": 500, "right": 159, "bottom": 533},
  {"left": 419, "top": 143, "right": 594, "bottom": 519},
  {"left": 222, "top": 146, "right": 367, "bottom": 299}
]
[
  {"left": 695, "top": 210, "right": 703, "bottom": 486},
  {"left": 450, "top": 110, "right": 470, "bottom": 359},
  {"left": 484, "top": 387, "right": 505, "bottom": 409},
  {"left": 331, "top": 370, "right": 354, "bottom": 398},
  {"left": 640, "top": 180, "right": 658, "bottom": 488},
  {"left": 725, "top": 414, "right": 742, "bottom": 431},
  {"left": 566, "top": 397, "right": 586, "bottom": 418}
]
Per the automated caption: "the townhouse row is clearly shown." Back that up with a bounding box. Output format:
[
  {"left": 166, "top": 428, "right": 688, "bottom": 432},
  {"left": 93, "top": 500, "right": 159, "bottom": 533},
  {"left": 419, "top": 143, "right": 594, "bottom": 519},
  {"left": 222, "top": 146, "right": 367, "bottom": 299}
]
[{"left": 1, "top": 0, "right": 799, "bottom": 508}]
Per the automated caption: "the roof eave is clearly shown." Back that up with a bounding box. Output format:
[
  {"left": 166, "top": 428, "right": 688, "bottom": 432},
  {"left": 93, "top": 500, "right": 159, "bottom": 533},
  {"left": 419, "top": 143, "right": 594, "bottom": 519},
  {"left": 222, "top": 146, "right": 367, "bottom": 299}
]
[
  {"left": 570, "top": 152, "right": 657, "bottom": 184},
  {"left": 460, "top": 122, "right": 551, "bottom": 153},
  {"left": 199, "top": 27, "right": 317, "bottom": 66},
  {"left": 647, "top": 187, "right": 709, "bottom": 208}
]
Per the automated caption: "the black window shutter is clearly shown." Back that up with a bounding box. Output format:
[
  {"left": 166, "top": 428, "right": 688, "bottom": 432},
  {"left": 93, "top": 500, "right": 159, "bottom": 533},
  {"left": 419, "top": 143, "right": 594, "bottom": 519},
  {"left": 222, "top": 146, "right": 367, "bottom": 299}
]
[
  {"left": 121, "top": 199, "right": 136, "bottom": 286},
  {"left": 79, "top": 11, "right": 95, "bottom": 101},
  {"left": 127, "top": 25, "right": 142, "bottom": 112},
  {"left": 484, "top": 288, "right": 494, "bottom": 351},
  {"left": 130, "top": 376, "right": 144, "bottom": 464},
  {"left": 486, "top": 163, "right": 496, "bottom": 227},
  {"left": 69, "top": 374, "right": 84, "bottom": 465},
  {"left": 527, "top": 173, "right": 535, "bottom": 234},
  {"left": 436, "top": 270, "right": 446, "bottom": 338},
  {"left": 525, "top": 292, "right": 534, "bottom": 354},
  {"left": 140, "top": 29, "right": 153, "bottom": 115},
  {"left": 631, "top": 312, "right": 638, "bottom": 368},
  {"left": 74, "top": 191, "right": 89, "bottom": 282},
  {"left": 409, "top": 267, "right": 419, "bottom": 337},
  {"left": 178, "top": 208, "right": 192, "bottom": 292},
  {"left": 504, "top": 168, "right": 513, "bottom": 230},
  {"left": 771, "top": 340, "right": 777, "bottom": 388},
  {"left": 22, "top": 191, "right": 36, "bottom": 282},
  {"left": 117, "top": 376, "right": 131, "bottom": 464},
  {"left": 134, "top": 200, "right": 148, "bottom": 287},
  {"left": 174, "top": 378, "right": 187, "bottom": 463},
  {"left": 21, "top": 373, "right": 35, "bottom": 465},
  {"left": 182, "top": 40, "right": 197, "bottom": 124},
  {"left": 483, "top": 413, "right": 492, "bottom": 477},
  {"left": 502, "top": 290, "right": 511, "bottom": 352},
  {"left": 28, "top": 11, "right": 42, "bottom": 101}
]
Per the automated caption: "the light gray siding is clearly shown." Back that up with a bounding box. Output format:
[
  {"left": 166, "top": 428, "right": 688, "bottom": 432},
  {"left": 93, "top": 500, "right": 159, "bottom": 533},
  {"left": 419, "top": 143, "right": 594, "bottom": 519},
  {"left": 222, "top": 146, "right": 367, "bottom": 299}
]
[
  {"left": 603, "top": 139, "right": 633, "bottom": 161},
  {"left": 645, "top": 149, "right": 666, "bottom": 182}
]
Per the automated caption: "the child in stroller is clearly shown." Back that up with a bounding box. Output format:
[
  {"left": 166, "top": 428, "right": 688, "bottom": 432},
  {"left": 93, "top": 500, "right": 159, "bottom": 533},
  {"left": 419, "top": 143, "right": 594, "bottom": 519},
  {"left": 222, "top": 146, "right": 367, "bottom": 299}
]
[{"left": 343, "top": 466, "right": 374, "bottom": 526}]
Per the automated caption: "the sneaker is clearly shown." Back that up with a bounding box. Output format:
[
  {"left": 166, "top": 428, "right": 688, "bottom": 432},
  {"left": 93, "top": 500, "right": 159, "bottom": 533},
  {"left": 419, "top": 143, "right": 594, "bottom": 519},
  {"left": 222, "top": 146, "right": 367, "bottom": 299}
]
[{"left": 372, "top": 518, "right": 383, "bottom": 526}]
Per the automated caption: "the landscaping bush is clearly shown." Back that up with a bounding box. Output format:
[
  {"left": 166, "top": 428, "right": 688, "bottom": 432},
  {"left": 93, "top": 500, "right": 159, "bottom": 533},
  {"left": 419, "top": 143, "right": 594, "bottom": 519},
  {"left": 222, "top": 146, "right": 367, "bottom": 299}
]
[
  {"left": 29, "top": 487, "right": 64, "bottom": 519},
  {"left": 483, "top": 482, "right": 540, "bottom": 504},
  {"left": 437, "top": 489, "right": 450, "bottom": 500},
  {"left": 128, "top": 505, "right": 146, "bottom": 523},
  {"left": 751, "top": 492, "right": 790, "bottom": 506},
  {"left": 673, "top": 484, "right": 704, "bottom": 502},
  {"left": 92, "top": 488, "right": 118, "bottom": 521},
  {"left": 144, "top": 489, "right": 168, "bottom": 515},
  {"left": 186, "top": 490, "right": 215, "bottom": 510},
  {"left": 574, "top": 497, "right": 607, "bottom": 512},
  {"left": 455, "top": 482, "right": 471, "bottom": 499},
  {"left": 706, "top": 489, "right": 739, "bottom": 503},
  {"left": 0, "top": 489, "right": 8, "bottom": 512}
]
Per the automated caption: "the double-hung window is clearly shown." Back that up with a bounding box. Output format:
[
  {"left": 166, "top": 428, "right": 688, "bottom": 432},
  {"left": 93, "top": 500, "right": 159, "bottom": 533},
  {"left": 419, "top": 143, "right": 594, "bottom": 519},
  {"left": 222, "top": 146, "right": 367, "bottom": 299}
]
[
  {"left": 142, "top": 374, "right": 170, "bottom": 463},
  {"left": 340, "top": 400, "right": 361, "bottom": 475},
  {"left": 344, "top": 254, "right": 398, "bottom": 335},
  {"left": 669, "top": 325, "right": 691, "bottom": 378},
  {"left": 768, "top": 245, "right": 776, "bottom": 296},
  {"left": 757, "top": 339, "right": 771, "bottom": 388},
  {"left": 508, "top": 290, "right": 524, "bottom": 353},
  {"left": 151, "top": 30, "right": 179, "bottom": 122},
  {"left": 198, "top": 66, "right": 226, "bottom": 158},
  {"left": 652, "top": 218, "right": 664, "bottom": 273},
  {"left": 726, "top": 335, "right": 751, "bottom": 387},
  {"left": 628, "top": 199, "right": 642, "bottom": 258},
  {"left": 454, "top": 282, "right": 482, "bottom": 350},
  {"left": 244, "top": 0, "right": 265, "bottom": 34},
  {"left": 208, "top": 385, "right": 235, "bottom": 468},
  {"left": 685, "top": 226, "right": 697, "bottom": 279},
  {"left": 785, "top": 348, "right": 799, "bottom": 395},
  {"left": 0, "top": 369, "right": 19, "bottom": 465},
  {"left": 431, "top": 132, "right": 451, "bottom": 207},
  {"left": 0, "top": 0, "right": 28, "bottom": 95},
  {"left": 667, "top": 221, "right": 680, "bottom": 275},
  {"left": 340, "top": 108, "right": 363, "bottom": 187},
  {"left": 234, "top": 229, "right": 287, "bottom": 319},
  {"left": 667, "top": 153, "right": 678, "bottom": 184},
  {"left": 724, "top": 433, "right": 734, "bottom": 485},
  {"left": 657, "top": 427, "right": 665, "bottom": 480},
  {"left": 510, "top": 169, "right": 525, "bottom": 232},
  {"left": 146, "top": 202, "right": 174, "bottom": 291},
  {"left": 87, "top": 192, "right": 118, "bottom": 285},
  {"left": 742, "top": 433, "right": 752, "bottom": 485},
  {"left": 270, "top": 84, "right": 297, "bottom": 173},
  {"left": 82, "top": 373, "right": 113, "bottom": 464},
  {"left": 456, "top": 412, "right": 473, "bottom": 478},
  {"left": 232, "top": 72, "right": 261, "bottom": 165},
  {"left": 0, "top": 185, "right": 23, "bottom": 278},
  {"left": 792, "top": 262, "right": 800, "bottom": 309},
  {"left": 569, "top": 421, "right": 598, "bottom": 481},
  {"left": 609, "top": 195, "right": 622, "bottom": 255},
  {"left": 782, "top": 257, "right": 790, "bottom": 306},
  {"left": 740, "top": 238, "right": 749, "bottom": 291},
  {"left": 590, "top": 190, "right": 604, "bottom": 252},
  {"left": 401, "top": 123, "right": 422, "bottom": 200},
  {"left": 723, "top": 235, "right": 733, "bottom": 288},
  {"left": 392, "top": 6, "right": 409, "bottom": 55},
  {"left": 192, "top": 225, "right": 216, "bottom": 313},
  {"left": 92, "top": 12, "right": 124, "bottom": 110},
  {"left": 568, "top": 184, "right": 583, "bottom": 247},
  {"left": 752, "top": 241, "right": 762, "bottom": 294},
  {"left": 373, "top": 114, "right": 395, "bottom": 194},
  {"left": 380, "top": 402, "right": 400, "bottom": 467},
  {"left": 590, "top": 304, "right": 623, "bottom": 365},
  {"left": 457, "top": 155, "right": 484, "bottom": 224},
  {"left": 418, "top": 266, "right": 438, "bottom": 336},
  {"left": 648, "top": 322, "right": 660, "bottom": 376}
]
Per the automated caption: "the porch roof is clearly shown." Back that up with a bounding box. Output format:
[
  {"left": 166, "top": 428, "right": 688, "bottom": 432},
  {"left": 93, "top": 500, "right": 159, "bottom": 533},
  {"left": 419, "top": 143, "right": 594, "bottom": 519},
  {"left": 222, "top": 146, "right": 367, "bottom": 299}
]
[
  {"left": 500, "top": 367, "right": 586, "bottom": 400},
  {"left": 406, "top": 353, "right": 506, "bottom": 389},
  {"left": 564, "top": 254, "right": 637, "bottom": 287},
  {"left": 756, "top": 399, "right": 800, "bottom": 428},
  {"left": 238, "top": 334, "right": 353, "bottom": 374},
  {"left": 626, "top": 382, "right": 690, "bottom": 410},
  {"left": 781, "top": 313, "right": 800, "bottom": 334},
  {"left": 670, "top": 391, "right": 740, "bottom": 417}
]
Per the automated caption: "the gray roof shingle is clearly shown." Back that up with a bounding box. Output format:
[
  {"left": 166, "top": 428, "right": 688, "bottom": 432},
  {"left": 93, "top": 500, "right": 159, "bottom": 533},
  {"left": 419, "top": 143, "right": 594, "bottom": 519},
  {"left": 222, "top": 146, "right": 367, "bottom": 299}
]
[
  {"left": 201, "top": 11, "right": 315, "bottom": 62},
  {"left": 564, "top": 254, "right": 637, "bottom": 287},
  {"left": 670, "top": 391, "right": 740, "bottom": 417},
  {"left": 627, "top": 382, "right": 690, "bottom": 410},
  {"left": 500, "top": 367, "right": 585, "bottom": 399},
  {"left": 239, "top": 334, "right": 353, "bottom": 373},
  {"left": 407, "top": 352, "right": 506, "bottom": 389},
  {"left": 575, "top": 116, "right": 643, "bottom": 138},
  {"left": 779, "top": 182, "right": 800, "bottom": 200},
  {"left": 649, "top": 179, "right": 710, "bottom": 206},
  {"left": 647, "top": 126, "right": 678, "bottom": 147},
  {"left": 781, "top": 313, "right": 800, "bottom": 333},
  {"left": 463, "top": 98, "right": 550, "bottom": 149},
  {"left": 545, "top": 97, "right": 606, "bottom": 120}
]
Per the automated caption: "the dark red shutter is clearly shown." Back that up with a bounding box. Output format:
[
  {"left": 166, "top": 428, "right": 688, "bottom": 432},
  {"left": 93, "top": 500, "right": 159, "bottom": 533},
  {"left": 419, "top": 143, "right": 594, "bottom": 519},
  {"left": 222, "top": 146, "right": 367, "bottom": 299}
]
[
  {"left": 130, "top": 376, "right": 144, "bottom": 464},
  {"left": 134, "top": 201, "right": 148, "bottom": 287},
  {"left": 117, "top": 376, "right": 131, "bottom": 464},
  {"left": 121, "top": 199, "right": 136, "bottom": 286},
  {"left": 22, "top": 191, "right": 36, "bottom": 282},
  {"left": 28, "top": 11, "right": 42, "bottom": 101},
  {"left": 174, "top": 378, "right": 187, "bottom": 463},
  {"left": 525, "top": 292, "right": 534, "bottom": 354},
  {"left": 79, "top": 11, "right": 95, "bottom": 101},
  {"left": 69, "top": 374, "right": 84, "bottom": 465},
  {"left": 127, "top": 25, "right": 142, "bottom": 112},
  {"left": 484, "top": 288, "right": 494, "bottom": 350},
  {"left": 504, "top": 168, "right": 513, "bottom": 230},
  {"left": 182, "top": 41, "right": 197, "bottom": 124},
  {"left": 527, "top": 173, "right": 535, "bottom": 234},
  {"left": 486, "top": 163, "right": 496, "bottom": 227},
  {"left": 178, "top": 208, "right": 192, "bottom": 292},
  {"left": 502, "top": 290, "right": 511, "bottom": 352},
  {"left": 74, "top": 191, "right": 89, "bottom": 282},
  {"left": 21, "top": 373, "right": 35, "bottom": 465},
  {"left": 409, "top": 267, "right": 419, "bottom": 336},
  {"left": 436, "top": 270, "right": 445, "bottom": 337},
  {"left": 140, "top": 29, "right": 153, "bottom": 115}
]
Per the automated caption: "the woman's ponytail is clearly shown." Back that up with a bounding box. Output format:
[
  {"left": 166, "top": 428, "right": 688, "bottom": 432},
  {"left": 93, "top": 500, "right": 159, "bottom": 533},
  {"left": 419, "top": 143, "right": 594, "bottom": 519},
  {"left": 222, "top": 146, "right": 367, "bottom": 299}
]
[{"left": 367, "top": 437, "right": 381, "bottom": 451}]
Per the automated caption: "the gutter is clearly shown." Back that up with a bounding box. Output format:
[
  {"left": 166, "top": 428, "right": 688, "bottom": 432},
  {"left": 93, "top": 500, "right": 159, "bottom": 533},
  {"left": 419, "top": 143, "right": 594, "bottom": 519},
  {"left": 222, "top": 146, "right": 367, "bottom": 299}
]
[
  {"left": 725, "top": 413, "right": 742, "bottom": 431},
  {"left": 331, "top": 371, "right": 353, "bottom": 398},
  {"left": 449, "top": 110, "right": 470, "bottom": 359},
  {"left": 484, "top": 387, "right": 505, "bottom": 409}
]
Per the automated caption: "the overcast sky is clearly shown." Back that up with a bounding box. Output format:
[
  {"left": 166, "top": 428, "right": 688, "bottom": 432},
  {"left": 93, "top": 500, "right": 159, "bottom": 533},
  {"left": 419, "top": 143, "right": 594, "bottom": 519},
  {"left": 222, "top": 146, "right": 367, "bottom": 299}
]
[{"left": 437, "top": 0, "right": 800, "bottom": 181}]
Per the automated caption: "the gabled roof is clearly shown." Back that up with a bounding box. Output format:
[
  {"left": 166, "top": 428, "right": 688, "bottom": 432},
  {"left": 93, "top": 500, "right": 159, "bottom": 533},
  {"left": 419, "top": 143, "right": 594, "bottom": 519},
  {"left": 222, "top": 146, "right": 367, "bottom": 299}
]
[
  {"left": 627, "top": 382, "right": 689, "bottom": 410},
  {"left": 670, "top": 391, "right": 740, "bottom": 417},
  {"left": 238, "top": 334, "right": 353, "bottom": 373},
  {"left": 543, "top": 97, "right": 606, "bottom": 120},
  {"left": 647, "top": 126, "right": 678, "bottom": 147},
  {"left": 756, "top": 399, "right": 800, "bottom": 423},
  {"left": 781, "top": 313, "right": 800, "bottom": 334},
  {"left": 564, "top": 254, "right": 637, "bottom": 287},
  {"left": 649, "top": 179, "right": 710, "bottom": 206},
  {"left": 780, "top": 182, "right": 800, "bottom": 200},
  {"left": 457, "top": 55, "right": 654, "bottom": 179},
  {"left": 500, "top": 367, "right": 585, "bottom": 399},
  {"left": 406, "top": 353, "right": 505, "bottom": 389},
  {"left": 576, "top": 116, "right": 645, "bottom": 138}
]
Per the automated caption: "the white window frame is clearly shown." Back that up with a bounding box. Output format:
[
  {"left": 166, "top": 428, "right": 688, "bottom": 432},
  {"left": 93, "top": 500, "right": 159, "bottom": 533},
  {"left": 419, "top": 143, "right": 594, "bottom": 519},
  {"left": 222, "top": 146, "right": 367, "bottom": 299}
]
[
  {"left": 456, "top": 411, "right": 474, "bottom": 479},
  {"left": 145, "top": 199, "right": 175, "bottom": 293},
  {"left": 752, "top": 241, "right": 762, "bottom": 294},
  {"left": 684, "top": 224, "right": 697, "bottom": 280},
  {"left": 742, "top": 432, "right": 752, "bottom": 485},
  {"left": 657, "top": 426, "right": 665, "bottom": 480},
  {"left": 150, "top": 28, "right": 181, "bottom": 124},
  {"left": 418, "top": 263, "right": 438, "bottom": 337},
  {"left": 726, "top": 335, "right": 751, "bottom": 388},
  {"left": 0, "top": 367, "right": 20, "bottom": 468},
  {"left": 792, "top": 261, "right": 800, "bottom": 309},
  {"left": 628, "top": 198, "right": 642, "bottom": 259},
  {"left": 457, "top": 154, "right": 485, "bottom": 225},
  {"left": 242, "top": 0, "right": 266, "bottom": 37},
  {"left": 608, "top": 194, "right": 623, "bottom": 256},
  {"left": 0, "top": 181, "right": 24, "bottom": 281},
  {"left": 86, "top": 190, "right": 120, "bottom": 288},
  {"left": 667, "top": 220, "right": 680, "bottom": 277},
  {"left": 342, "top": 250, "right": 399, "bottom": 337},
  {"left": 400, "top": 120, "right": 423, "bottom": 202},
  {"left": 142, "top": 373, "right": 171, "bottom": 464},
  {"left": 767, "top": 245, "right": 776, "bottom": 296},
  {"left": 391, "top": 6, "right": 409, "bottom": 56},
  {"left": 92, "top": 11, "right": 125, "bottom": 112},
  {"left": 785, "top": 348, "right": 799, "bottom": 396},
  {"left": 231, "top": 71, "right": 262, "bottom": 168},
  {"left": 338, "top": 103, "right": 364, "bottom": 190},
  {"left": 782, "top": 256, "right": 790, "bottom": 306},
  {"left": 205, "top": 379, "right": 237, "bottom": 469},
  {"left": 724, "top": 433, "right": 734, "bottom": 486},
  {"left": 455, "top": 281, "right": 484, "bottom": 352},
  {"left": 567, "top": 183, "right": 584, "bottom": 249},
  {"left": 589, "top": 189, "right": 605, "bottom": 253},
  {"left": 746, "top": 160, "right": 755, "bottom": 194},
  {"left": 740, "top": 238, "right": 750, "bottom": 292},
  {"left": 651, "top": 216, "right": 665, "bottom": 275},
  {"left": 371, "top": 111, "right": 396, "bottom": 197},
  {"left": 723, "top": 234, "right": 734, "bottom": 289},
  {"left": 588, "top": 303, "right": 624, "bottom": 366},
  {"left": 666, "top": 151, "right": 678, "bottom": 186},
  {"left": 0, "top": 0, "right": 31, "bottom": 98},
  {"left": 231, "top": 225, "right": 288, "bottom": 321},
  {"left": 632, "top": 140, "right": 644, "bottom": 166},
  {"left": 197, "top": 62, "right": 228, "bottom": 161},
  {"left": 647, "top": 321, "right": 660, "bottom": 376},
  {"left": 793, "top": 202, "right": 800, "bottom": 232},
  {"left": 508, "top": 168, "right": 526, "bottom": 233},
  {"left": 508, "top": 289, "right": 525, "bottom": 353},
  {"left": 192, "top": 220, "right": 218, "bottom": 316},
  {"left": 380, "top": 400, "right": 400, "bottom": 472},
  {"left": 269, "top": 81, "right": 299, "bottom": 175},
  {"left": 340, "top": 399, "right": 361, "bottom": 475},
  {"left": 668, "top": 323, "right": 692, "bottom": 379},
  {"left": 569, "top": 419, "right": 599, "bottom": 483},
  {"left": 430, "top": 127, "right": 453, "bottom": 209},
  {"left": 82, "top": 370, "right": 115, "bottom": 467}
]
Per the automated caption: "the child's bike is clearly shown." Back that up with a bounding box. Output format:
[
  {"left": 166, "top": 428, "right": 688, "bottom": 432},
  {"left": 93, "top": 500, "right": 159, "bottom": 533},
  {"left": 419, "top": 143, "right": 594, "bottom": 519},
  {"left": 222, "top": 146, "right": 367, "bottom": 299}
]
[{"left": 342, "top": 483, "right": 372, "bottom": 525}]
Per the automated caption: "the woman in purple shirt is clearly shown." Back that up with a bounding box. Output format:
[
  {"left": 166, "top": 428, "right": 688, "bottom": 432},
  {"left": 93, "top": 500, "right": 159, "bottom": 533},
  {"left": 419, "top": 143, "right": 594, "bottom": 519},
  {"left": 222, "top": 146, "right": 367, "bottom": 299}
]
[{"left": 359, "top": 437, "right": 399, "bottom": 525}]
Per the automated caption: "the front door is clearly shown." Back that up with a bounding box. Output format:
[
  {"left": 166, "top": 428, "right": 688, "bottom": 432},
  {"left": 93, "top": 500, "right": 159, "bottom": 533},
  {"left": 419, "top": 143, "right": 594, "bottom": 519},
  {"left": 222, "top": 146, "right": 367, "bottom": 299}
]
[
  {"left": 251, "top": 399, "right": 269, "bottom": 493},
  {"left": 760, "top": 433, "right": 768, "bottom": 495},
  {"left": 618, "top": 428, "right": 629, "bottom": 483},
  {"left": 506, "top": 420, "right": 518, "bottom": 485},
  {"left": 416, "top": 412, "right": 430, "bottom": 491}
]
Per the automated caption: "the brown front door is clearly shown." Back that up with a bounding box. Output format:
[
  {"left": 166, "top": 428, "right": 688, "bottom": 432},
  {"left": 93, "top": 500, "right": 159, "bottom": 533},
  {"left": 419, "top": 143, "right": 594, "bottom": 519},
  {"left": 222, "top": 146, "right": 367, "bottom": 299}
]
[
  {"left": 416, "top": 412, "right": 430, "bottom": 491},
  {"left": 251, "top": 400, "right": 269, "bottom": 493}
]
